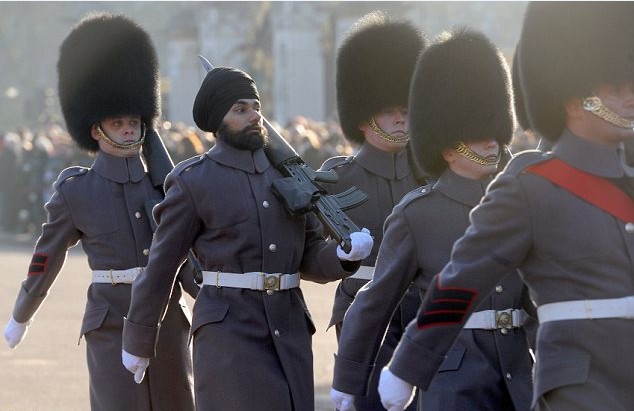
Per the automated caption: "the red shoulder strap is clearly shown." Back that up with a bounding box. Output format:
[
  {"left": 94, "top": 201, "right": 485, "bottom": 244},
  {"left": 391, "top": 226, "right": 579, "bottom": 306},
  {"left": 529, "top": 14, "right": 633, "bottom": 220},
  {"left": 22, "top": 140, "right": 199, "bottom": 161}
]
[{"left": 526, "top": 158, "right": 634, "bottom": 223}]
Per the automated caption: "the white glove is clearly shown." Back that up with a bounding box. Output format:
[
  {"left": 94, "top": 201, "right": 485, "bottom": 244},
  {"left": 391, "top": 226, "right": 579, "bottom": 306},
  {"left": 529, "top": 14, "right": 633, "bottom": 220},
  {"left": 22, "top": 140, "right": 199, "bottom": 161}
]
[
  {"left": 337, "top": 228, "right": 373, "bottom": 261},
  {"left": 122, "top": 349, "right": 150, "bottom": 384},
  {"left": 378, "top": 367, "right": 415, "bottom": 411},
  {"left": 330, "top": 388, "right": 355, "bottom": 411},
  {"left": 4, "top": 316, "right": 31, "bottom": 349}
]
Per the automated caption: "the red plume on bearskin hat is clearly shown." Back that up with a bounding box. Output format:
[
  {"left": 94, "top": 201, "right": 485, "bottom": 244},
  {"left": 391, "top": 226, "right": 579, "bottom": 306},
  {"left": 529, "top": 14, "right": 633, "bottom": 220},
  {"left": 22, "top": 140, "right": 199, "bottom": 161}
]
[
  {"left": 57, "top": 12, "right": 160, "bottom": 152},
  {"left": 336, "top": 11, "right": 426, "bottom": 145}
]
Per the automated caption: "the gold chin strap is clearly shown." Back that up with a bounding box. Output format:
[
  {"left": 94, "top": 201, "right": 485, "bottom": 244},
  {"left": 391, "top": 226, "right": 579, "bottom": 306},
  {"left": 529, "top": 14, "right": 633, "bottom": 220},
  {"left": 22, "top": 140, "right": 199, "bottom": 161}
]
[
  {"left": 454, "top": 141, "right": 501, "bottom": 166},
  {"left": 583, "top": 96, "right": 634, "bottom": 129},
  {"left": 96, "top": 124, "right": 146, "bottom": 150},
  {"left": 369, "top": 117, "right": 409, "bottom": 144}
]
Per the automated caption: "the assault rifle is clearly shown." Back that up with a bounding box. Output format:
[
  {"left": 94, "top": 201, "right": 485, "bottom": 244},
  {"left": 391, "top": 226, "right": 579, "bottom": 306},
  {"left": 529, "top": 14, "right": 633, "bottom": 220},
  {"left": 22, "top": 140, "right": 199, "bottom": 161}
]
[{"left": 198, "top": 55, "right": 368, "bottom": 252}]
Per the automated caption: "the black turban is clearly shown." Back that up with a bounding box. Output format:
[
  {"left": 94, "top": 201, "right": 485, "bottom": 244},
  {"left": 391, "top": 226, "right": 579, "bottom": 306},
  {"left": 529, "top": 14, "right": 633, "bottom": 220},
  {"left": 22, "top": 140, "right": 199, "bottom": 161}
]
[{"left": 193, "top": 67, "right": 260, "bottom": 133}]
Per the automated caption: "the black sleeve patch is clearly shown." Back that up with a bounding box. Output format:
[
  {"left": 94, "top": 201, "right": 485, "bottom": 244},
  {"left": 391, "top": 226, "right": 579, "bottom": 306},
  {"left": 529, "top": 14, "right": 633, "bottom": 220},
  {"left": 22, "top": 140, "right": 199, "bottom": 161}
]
[
  {"left": 28, "top": 253, "right": 49, "bottom": 276},
  {"left": 417, "top": 275, "right": 477, "bottom": 329}
]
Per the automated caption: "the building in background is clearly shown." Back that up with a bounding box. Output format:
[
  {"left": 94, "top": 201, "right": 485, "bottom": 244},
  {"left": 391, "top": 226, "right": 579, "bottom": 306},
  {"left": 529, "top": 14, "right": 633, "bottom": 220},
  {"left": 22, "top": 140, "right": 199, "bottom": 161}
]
[{"left": 0, "top": 1, "right": 527, "bottom": 130}]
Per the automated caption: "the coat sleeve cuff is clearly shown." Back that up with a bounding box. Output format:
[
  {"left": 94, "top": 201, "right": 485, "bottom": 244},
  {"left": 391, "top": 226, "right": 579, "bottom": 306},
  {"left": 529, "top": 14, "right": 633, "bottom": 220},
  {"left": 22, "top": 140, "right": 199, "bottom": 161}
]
[
  {"left": 389, "top": 334, "right": 445, "bottom": 390},
  {"left": 332, "top": 353, "right": 375, "bottom": 396},
  {"left": 122, "top": 317, "right": 160, "bottom": 358},
  {"left": 13, "top": 283, "right": 47, "bottom": 323}
]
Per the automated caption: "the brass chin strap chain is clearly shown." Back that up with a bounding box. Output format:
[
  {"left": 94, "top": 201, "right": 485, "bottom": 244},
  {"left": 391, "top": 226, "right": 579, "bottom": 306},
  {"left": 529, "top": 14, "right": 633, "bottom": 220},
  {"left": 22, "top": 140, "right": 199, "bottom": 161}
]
[
  {"left": 96, "top": 124, "right": 146, "bottom": 150},
  {"left": 369, "top": 117, "right": 409, "bottom": 144},
  {"left": 454, "top": 142, "right": 501, "bottom": 166},
  {"left": 583, "top": 96, "right": 634, "bottom": 129}
]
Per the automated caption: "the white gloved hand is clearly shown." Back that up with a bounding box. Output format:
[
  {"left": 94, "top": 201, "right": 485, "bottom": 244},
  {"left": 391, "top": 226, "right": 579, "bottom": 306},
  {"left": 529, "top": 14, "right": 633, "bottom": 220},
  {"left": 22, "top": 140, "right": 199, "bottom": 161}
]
[
  {"left": 4, "top": 316, "right": 31, "bottom": 349},
  {"left": 122, "top": 349, "right": 150, "bottom": 384},
  {"left": 337, "top": 228, "right": 373, "bottom": 261},
  {"left": 378, "top": 367, "right": 415, "bottom": 411},
  {"left": 330, "top": 388, "right": 355, "bottom": 411}
]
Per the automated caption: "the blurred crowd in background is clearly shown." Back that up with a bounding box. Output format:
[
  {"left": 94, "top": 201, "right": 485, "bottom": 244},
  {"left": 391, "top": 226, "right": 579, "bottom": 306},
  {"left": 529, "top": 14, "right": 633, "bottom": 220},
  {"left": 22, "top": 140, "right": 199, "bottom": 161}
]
[{"left": 0, "top": 117, "right": 537, "bottom": 237}]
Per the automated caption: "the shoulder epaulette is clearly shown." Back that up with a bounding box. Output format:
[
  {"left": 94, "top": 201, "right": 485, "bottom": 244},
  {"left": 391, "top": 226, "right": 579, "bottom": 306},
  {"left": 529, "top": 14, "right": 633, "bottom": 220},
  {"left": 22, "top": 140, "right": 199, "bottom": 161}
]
[
  {"left": 397, "top": 181, "right": 435, "bottom": 208},
  {"left": 320, "top": 155, "right": 353, "bottom": 171},
  {"left": 172, "top": 153, "right": 207, "bottom": 176},
  {"left": 504, "top": 150, "right": 553, "bottom": 176},
  {"left": 54, "top": 166, "right": 88, "bottom": 189}
]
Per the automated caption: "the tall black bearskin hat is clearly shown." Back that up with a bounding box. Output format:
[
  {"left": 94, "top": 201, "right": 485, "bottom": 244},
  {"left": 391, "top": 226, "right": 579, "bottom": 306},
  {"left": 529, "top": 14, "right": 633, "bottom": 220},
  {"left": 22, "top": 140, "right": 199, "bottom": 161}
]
[
  {"left": 57, "top": 12, "right": 160, "bottom": 152},
  {"left": 336, "top": 11, "right": 425, "bottom": 145},
  {"left": 517, "top": 2, "right": 634, "bottom": 142},
  {"left": 409, "top": 28, "right": 514, "bottom": 176}
]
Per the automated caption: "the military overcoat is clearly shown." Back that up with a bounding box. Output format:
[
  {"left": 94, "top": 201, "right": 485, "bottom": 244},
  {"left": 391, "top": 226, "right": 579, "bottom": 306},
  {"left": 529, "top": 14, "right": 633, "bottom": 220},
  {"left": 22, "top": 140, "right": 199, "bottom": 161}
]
[
  {"left": 320, "top": 142, "right": 420, "bottom": 410},
  {"left": 11, "top": 152, "right": 195, "bottom": 411},
  {"left": 390, "top": 130, "right": 634, "bottom": 411},
  {"left": 123, "top": 139, "right": 356, "bottom": 411},
  {"left": 334, "top": 168, "right": 534, "bottom": 410}
]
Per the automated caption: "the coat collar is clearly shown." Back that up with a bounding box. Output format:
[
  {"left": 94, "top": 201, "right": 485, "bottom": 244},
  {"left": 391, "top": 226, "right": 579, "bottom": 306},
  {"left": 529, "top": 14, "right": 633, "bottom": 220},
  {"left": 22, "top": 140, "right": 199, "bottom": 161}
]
[
  {"left": 354, "top": 142, "right": 411, "bottom": 180},
  {"left": 92, "top": 151, "right": 146, "bottom": 183},
  {"left": 207, "top": 138, "right": 270, "bottom": 174},
  {"left": 554, "top": 129, "right": 625, "bottom": 178},
  {"left": 434, "top": 168, "right": 491, "bottom": 207}
]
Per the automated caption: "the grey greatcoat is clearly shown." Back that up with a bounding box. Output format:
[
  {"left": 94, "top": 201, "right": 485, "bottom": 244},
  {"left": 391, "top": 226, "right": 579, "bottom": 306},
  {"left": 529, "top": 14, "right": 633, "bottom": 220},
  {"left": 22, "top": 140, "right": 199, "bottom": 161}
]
[
  {"left": 123, "top": 139, "right": 356, "bottom": 411},
  {"left": 390, "top": 130, "right": 634, "bottom": 411},
  {"left": 10, "top": 152, "right": 195, "bottom": 411},
  {"left": 334, "top": 169, "right": 534, "bottom": 411},
  {"left": 320, "top": 142, "right": 420, "bottom": 410}
]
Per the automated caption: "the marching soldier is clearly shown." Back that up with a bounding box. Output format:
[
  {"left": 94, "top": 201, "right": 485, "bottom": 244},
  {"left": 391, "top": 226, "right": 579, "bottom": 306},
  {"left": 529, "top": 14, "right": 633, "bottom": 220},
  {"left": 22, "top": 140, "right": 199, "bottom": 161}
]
[
  {"left": 3, "top": 13, "right": 195, "bottom": 411},
  {"left": 333, "top": 28, "right": 534, "bottom": 411},
  {"left": 121, "top": 66, "right": 374, "bottom": 411},
  {"left": 379, "top": 3, "right": 634, "bottom": 411},
  {"left": 320, "top": 12, "right": 426, "bottom": 410}
]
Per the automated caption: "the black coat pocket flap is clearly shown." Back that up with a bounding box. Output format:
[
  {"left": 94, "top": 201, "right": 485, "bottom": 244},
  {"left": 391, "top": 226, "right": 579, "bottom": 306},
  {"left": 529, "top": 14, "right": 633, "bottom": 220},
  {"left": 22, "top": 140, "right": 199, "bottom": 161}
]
[
  {"left": 438, "top": 347, "right": 466, "bottom": 372},
  {"left": 191, "top": 303, "right": 229, "bottom": 335}
]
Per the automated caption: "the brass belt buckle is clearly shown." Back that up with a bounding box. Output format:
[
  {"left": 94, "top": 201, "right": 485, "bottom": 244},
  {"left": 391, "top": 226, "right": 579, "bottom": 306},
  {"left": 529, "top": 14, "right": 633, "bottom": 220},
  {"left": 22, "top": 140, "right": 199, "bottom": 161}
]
[
  {"left": 496, "top": 310, "right": 513, "bottom": 329},
  {"left": 264, "top": 274, "right": 280, "bottom": 291}
]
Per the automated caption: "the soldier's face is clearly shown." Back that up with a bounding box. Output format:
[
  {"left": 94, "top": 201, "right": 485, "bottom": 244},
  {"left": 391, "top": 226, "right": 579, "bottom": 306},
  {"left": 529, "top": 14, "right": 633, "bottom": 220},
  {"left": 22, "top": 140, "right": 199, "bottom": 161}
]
[
  {"left": 443, "top": 139, "right": 500, "bottom": 181},
  {"left": 360, "top": 106, "right": 409, "bottom": 153},
  {"left": 217, "top": 99, "right": 267, "bottom": 151},
  {"left": 92, "top": 115, "right": 143, "bottom": 157}
]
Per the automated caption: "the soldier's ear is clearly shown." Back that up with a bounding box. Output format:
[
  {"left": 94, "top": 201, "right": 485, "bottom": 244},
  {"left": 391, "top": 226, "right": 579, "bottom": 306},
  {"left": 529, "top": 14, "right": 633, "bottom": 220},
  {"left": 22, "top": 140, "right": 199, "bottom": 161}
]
[
  {"left": 564, "top": 97, "right": 585, "bottom": 120},
  {"left": 90, "top": 124, "right": 101, "bottom": 142}
]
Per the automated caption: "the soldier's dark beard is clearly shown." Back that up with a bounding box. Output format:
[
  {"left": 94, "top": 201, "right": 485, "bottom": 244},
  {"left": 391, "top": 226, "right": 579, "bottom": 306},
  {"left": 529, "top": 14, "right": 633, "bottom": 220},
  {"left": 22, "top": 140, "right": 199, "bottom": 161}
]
[{"left": 216, "top": 123, "right": 269, "bottom": 151}]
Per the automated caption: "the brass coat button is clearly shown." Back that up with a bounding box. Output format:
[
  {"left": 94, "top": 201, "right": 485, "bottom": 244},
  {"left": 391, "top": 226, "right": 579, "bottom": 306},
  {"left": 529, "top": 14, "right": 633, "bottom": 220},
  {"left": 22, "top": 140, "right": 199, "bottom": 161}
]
[
  {"left": 495, "top": 285, "right": 504, "bottom": 293},
  {"left": 269, "top": 244, "right": 277, "bottom": 252},
  {"left": 143, "top": 249, "right": 150, "bottom": 256},
  {"left": 625, "top": 222, "right": 634, "bottom": 233},
  {"left": 263, "top": 201, "right": 270, "bottom": 208},
  {"left": 135, "top": 211, "right": 142, "bottom": 219}
]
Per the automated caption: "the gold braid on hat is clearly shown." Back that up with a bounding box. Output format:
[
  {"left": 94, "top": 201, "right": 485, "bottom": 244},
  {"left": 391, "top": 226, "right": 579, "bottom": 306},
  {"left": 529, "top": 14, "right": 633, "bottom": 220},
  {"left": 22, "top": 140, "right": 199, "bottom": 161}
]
[
  {"left": 454, "top": 141, "right": 501, "bottom": 166},
  {"left": 583, "top": 96, "right": 634, "bottom": 129},
  {"left": 369, "top": 117, "right": 409, "bottom": 144},
  {"left": 95, "top": 123, "right": 146, "bottom": 150}
]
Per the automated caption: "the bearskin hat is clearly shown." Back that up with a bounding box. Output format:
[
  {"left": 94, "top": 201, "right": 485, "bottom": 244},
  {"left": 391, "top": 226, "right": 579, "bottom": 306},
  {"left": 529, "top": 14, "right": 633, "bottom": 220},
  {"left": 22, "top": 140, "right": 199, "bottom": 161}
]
[
  {"left": 409, "top": 28, "right": 514, "bottom": 176},
  {"left": 517, "top": 2, "right": 634, "bottom": 142},
  {"left": 511, "top": 51, "right": 532, "bottom": 134},
  {"left": 336, "top": 11, "right": 425, "bottom": 145},
  {"left": 57, "top": 12, "right": 160, "bottom": 152}
]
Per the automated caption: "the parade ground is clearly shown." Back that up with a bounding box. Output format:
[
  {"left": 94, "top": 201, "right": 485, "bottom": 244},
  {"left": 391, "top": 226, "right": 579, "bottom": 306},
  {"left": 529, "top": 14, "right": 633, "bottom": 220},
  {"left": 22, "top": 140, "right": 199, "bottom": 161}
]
[{"left": 0, "top": 236, "right": 339, "bottom": 411}]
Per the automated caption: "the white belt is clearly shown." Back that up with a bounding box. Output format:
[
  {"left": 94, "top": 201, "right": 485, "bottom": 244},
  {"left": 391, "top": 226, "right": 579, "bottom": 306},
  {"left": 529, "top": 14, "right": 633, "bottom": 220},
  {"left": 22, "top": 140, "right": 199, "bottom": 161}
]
[
  {"left": 463, "top": 308, "right": 528, "bottom": 330},
  {"left": 538, "top": 296, "right": 634, "bottom": 323},
  {"left": 347, "top": 266, "right": 375, "bottom": 280},
  {"left": 201, "top": 271, "right": 300, "bottom": 291},
  {"left": 92, "top": 267, "right": 144, "bottom": 284}
]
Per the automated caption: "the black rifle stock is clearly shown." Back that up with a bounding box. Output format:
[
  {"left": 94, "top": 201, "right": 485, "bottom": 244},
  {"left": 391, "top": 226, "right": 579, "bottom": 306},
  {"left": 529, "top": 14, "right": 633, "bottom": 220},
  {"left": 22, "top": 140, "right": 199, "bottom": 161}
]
[{"left": 143, "top": 129, "right": 203, "bottom": 283}]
